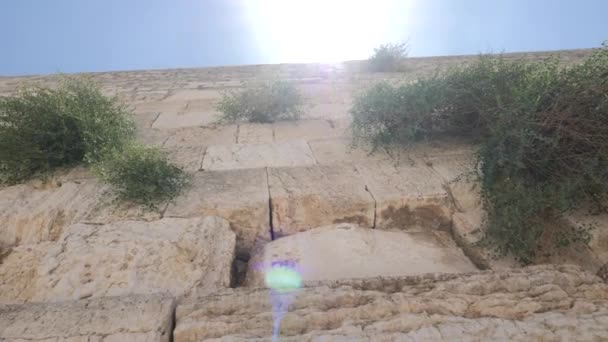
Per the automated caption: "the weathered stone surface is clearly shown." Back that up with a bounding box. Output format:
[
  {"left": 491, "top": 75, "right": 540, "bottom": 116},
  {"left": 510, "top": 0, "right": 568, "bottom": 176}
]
[
  {"left": 308, "top": 137, "right": 392, "bottom": 165},
  {"left": 133, "top": 111, "right": 161, "bottom": 129},
  {"left": 426, "top": 152, "right": 480, "bottom": 212},
  {"left": 135, "top": 127, "right": 172, "bottom": 147},
  {"left": 0, "top": 217, "right": 235, "bottom": 304},
  {"left": 304, "top": 103, "right": 350, "bottom": 120},
  {"left": 269, "top": 165, "right": 375, "bottom": 236},
  {"left": 237, "top": 123, "right": 274, "bottom": 144},
  {"left": 135, "top": 100, "right": 187, "bottom": 113},
  {"left": 175, "top": 265, "right": 608, "bottom": 341},
  {"left": 162, "top": 125, "right": 237, "bottom": 148},
  {"left": 202, "top": 140, "right": 316, "bottom": 171},
  {"left": 164, "top": 169, "right": 270, "bottom": 256},
  {"left": 356, "top": 162, "right": 452, "bottom": 231},
  {"left": 246, "top": 223, "right": 476, "bottom": 287},
  {"left": 0, "top": 294, "right": 175, "bottom": 342},
  {"left": 163, "top": 145, "right": 205, "bottom": 171},
  {"left": 272, "top": 120, "right": 340, "bottom": 142},
  {"left": 152, "top": 112, "right": 216, "bottom": 129},
  {"left": 163, "top": 89, "right": 221, "bottom": 101},
  {"left": 0, "top": 181, "right": 100, "bottom": 248}
]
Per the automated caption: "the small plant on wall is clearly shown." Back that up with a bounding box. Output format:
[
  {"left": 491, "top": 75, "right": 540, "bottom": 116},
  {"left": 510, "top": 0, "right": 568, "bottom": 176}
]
[
  {"left": 368, "top": 42, "right": 410, "bottom": 72},
  {"left": 216, "top": 80, "right": 304, "bottom": 123}
]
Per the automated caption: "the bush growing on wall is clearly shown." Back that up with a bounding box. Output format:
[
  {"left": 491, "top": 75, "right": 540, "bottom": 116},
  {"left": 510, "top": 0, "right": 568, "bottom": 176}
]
[
  {"left": 368, "top": 42, "right": 410, "bottom": 72},
  {"left": 351, "top": 43, "right": 608, "bottom": 262},
  {"left": 0, "top": 77, "right": 134, "bottom": 183},
  {"left": 0, "top": 77, "right": 187, "bottom": 205},
  {"left": 216, "top": 80, "right": 304, "bottom": 123}
]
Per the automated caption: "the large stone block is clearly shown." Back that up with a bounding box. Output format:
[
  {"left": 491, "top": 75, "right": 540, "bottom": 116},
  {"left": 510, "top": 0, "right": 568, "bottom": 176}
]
[
  {"left": 162, "top": 126, "right": 237, "bottom": 148},
  {"left": 0, "top": 181, "right": 100, "bottom": 248},
  {"left": 356, "top": 161, "right": 452, "bottom": 231},
  {"left": 164, "top": 169, "right": 270, "bottom": 256},
  {"left": 0, "top": 217, "right": 235, "bottom": 304},
  {"left": 0, "top": 294, "right": 175, "bottom": 342},
  {"left": 152, "top": 112, "right": 216, "bottom": 129},
  {"left": 308, "top": 137, "right": 392, "bottom": 165},
  {"left": 246, "top": 223, "right": 476, "bottom": 287},
  {"left": 202, "top": 140, "right": 316, "bottom": 171},
  {"left": 269, "top": 164, "right": 375, "bottom": 236},
  {"left": 272, "top": 120, "right": 341, "bottom": 142},
  {"left": 175, "top": 265, "right": 608, "bottom": 341},
  {"left": 237, "top": 123, "right": 274, "bottom": 144}
]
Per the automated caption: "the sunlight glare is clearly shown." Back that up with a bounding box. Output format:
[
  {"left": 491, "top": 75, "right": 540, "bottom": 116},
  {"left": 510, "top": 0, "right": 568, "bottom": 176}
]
[{"left": 246, "top": 0, "right": 410, "bottom": 63}]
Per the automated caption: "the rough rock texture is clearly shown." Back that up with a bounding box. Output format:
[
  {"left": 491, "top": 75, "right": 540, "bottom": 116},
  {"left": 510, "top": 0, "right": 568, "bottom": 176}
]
[
  {"left": 0, "top": 181, "right": 101, "bottom": 248},
  {"left": 356, "top": 162, "right": 452, "bottom": 231},
  {"left": 0, "top": 294, "right": 175, "bottom": 342},
  {"left": 0, "top": 217, "right": 235, "bottom": 304},
  {"left": 246, "top": 223, "right": 476, "bottom": 287},
  {"left": 269, "top": 165, "right": 375, "bottom": 236},
  {"left": 175, "top": 265, "right": 608, "bottom": 341},
  {"left": 202, "top": 140, "right": 317, "bottom": 171},
  {"left": 308, "top": 138, "right": 393, "bottom": 165},
  {"left": 164, "top": 169, "right": 270, "bottom": 257}
]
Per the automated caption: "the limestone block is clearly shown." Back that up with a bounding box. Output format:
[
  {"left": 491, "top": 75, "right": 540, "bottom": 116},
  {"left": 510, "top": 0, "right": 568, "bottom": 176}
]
[
  {"left": 0, "top": 294, "right": 175, "bottom": 342},
  {"left": 0, "top": 217, "right": 235, "bottom": 304},
  {"left": 133, "top": 111, "right": 161, "bottom": 129},
  {"left": 162, "top": 125, "right": 237, "bottom": 148},
  {"left": 246, "top": 223, "right": 476, "bottom": 287},
  {"left": 304, "top": 103, "right": 350, "bottom": 120},
  {"left": 152, "top": 112, "right": 216, "bottom": 129},
  {"left": 237, "top": 123, "right": 274, "bottom": 144},
  {"left": 269, "top": 164, "right": 375, "bottom": 236},
  {"left": 175, "top": 265, "right": 608, "bottom": 341},
  {"left": 164, "top": 169, "right": 270, "bottom": 256},
  {"left": 0, "top": 181, "right": 100, "bottom": 248},
  {"left": 163, "top": 89, "right": 221, "bottom": 101},
  {"left": 356, "top": 162, "right": 452, "bottom": 231},
  {"left": 272, "top": 119, "right": 341, "bottom": 142},
  {"left": 202, "top": 140, "right": 316, "bottom": 171},
  {"left": 135, "top": 127, "right": 172, "bottom": 147},
  {"left": 426, "top": 153, "right": 481, "bottom": 212},
  {"left": 135, "top": 101, "right": 187, "bottom": 113},
  {"left": 308, "top": 137, "right": 392, "bottom": 165},
  {"left": 162, "top": 145, "right": 205, "bottom": 171}
]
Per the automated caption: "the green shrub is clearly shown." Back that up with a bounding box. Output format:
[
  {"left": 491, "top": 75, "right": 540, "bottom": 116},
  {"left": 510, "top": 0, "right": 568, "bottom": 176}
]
[
  {"left": 368, "top": 43, "right": 409, "bottom": 72},
  {"left": 94, "top": 144, "right": 188, "bottom": 208},
  {"left": 0, "top": 77, "right": 134, "bottom": 183},
  {"left": 216, "top": 80, "right": 304, "bottom": 123},
  {"left": 351, "top": 43, "right": 608, "bottom": 263}
]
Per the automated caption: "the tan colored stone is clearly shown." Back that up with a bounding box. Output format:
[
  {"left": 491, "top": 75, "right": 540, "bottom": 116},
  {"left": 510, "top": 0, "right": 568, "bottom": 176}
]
[
  {"left": 308, "top": 137, "right": 392, "bottom": 165},
  {"left": 162, "top": 125, "right": 236, "bottom": 148},
  {"left": 304, "top": 103, "right": 350, "bottom": 120},
  {"left": 356, "top": 162, "right": 452, "bottom": 231},
  {"left": 133, "top": 111, "right": 161, "bottom": 129},
  {"left": 426, "top": 152, "right": 480, "bottom": 212},
  {"left": 237, "top": 123, "right": 274, "bottom": 144},
  {"left": 0, "top": 243, "right": 49, "bottom": 304},
  {"left": 135, "top": 127, "right": 172, "bottom": 147},
  {"left": 202, "top": 140, "right": 316, "bottom": 171},
  {"left": 163, "top": 89, "right": 221, "bottom": 101},
  {"left": 152, "top": 112, "right": 216, "bottom": 129},
  {"left": 269, "top": 164, "right": 375, "bottom": 236},
  {"left": 184, "top": 99, "right": 218, "bottom": 112},
  {"left": 164, "top": 169, "right": 270, "bottom": 256},
  {"left": 175, "top": 265, "right": 608, "bottom": 341},
  {"left": 272, "top": 119, "right": 340, "bottom": 142},
  {"left": 135, "top": 100, "right": 187, "bottom": 113},
  {"left": 246, "top": 223, "right": 476, "bottom": 287},
  {"left": 0, "top": 294, "right": 175, "bottom": 342},
  {"left": 162, "top": 145, "right": 204, "bottom": 171},
  {"left": 0, "top": 181, "right": 100, "bottom": 248},
  {"left": 0, "top": 217, "right": 234, "bottom": 304}
]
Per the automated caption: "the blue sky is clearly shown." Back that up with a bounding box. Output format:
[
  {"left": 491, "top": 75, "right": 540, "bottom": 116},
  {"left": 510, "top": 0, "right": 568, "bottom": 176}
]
[{"left": 1, "top": 0, "right": 606, "bottom": 76}]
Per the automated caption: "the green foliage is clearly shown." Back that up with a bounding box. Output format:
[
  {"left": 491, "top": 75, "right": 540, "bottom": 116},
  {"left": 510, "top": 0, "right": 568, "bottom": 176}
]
[
  {"left": 0, "top": 77, "right": 134, "bottom": 183},
  {"left": 368, "top": 43, "right": 410, "bottom": 72},
  {"left": 351, "top": 43, "right": 608, "bottom": 262},
  {"left": 216, "top": 80, "right": 304, "bottom": 123},
  {"left": 94, "top": 144, "right": 188, "bottom": 208}
]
